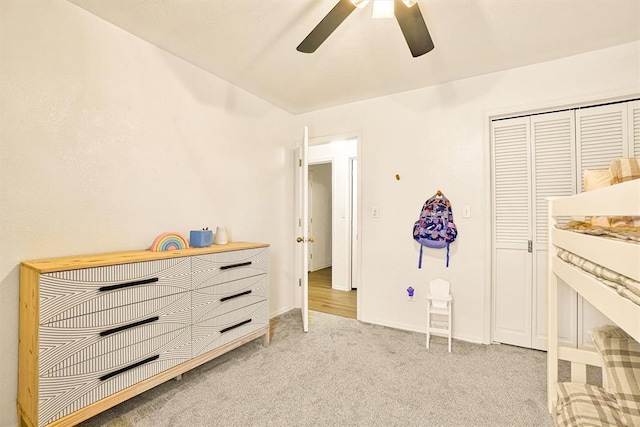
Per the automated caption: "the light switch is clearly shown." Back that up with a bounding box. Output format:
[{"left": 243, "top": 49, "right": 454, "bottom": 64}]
[{"left": 462, "top": 204, "right": 471, "bottom": 218}]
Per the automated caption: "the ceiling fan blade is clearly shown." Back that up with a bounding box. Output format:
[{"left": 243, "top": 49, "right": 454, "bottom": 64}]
[
  {"left": 297, "top": 0, "right": 357, "bottom": 53},
  {"left": 394, "top": 0, "right": 434, "bottom": 57}
]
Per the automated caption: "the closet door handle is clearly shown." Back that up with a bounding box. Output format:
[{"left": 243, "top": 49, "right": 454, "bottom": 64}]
[
  {"left": 99, "top": 316, "right": 160, "bottom": 337},
  {"left": 220, "top": 261, "right": 252, "bottom": 271},
  {"left": 220, "top": 290, "right": 252, "bottom": 302},
  {"left": 99, "top": 277, "right": 159, "bottom": 292},
  {"left": 99, "top": 355, "right": 159, "bottom": 381},
  {"left": 220, "top": 319, "right": 252, "bottom": 334}
]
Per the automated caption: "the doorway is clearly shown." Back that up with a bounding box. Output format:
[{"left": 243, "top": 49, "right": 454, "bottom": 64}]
[
  {"left": 307, "top": 137, "right": 358, "bottom": 319},
  {"left": 308, "top": 267, "right": 357, "bottom": 318}
]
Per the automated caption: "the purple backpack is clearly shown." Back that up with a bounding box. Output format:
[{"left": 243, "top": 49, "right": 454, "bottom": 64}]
[{"left": 412, "top": 192, "right": 457, "bottom": 268}]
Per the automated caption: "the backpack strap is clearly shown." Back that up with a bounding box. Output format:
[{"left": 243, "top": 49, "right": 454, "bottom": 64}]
[
  {"left": 446, "top": 243, "right": 450, "bottom": 267},
  {"left": 421, "top": 244, "right": 450, "bottom": 268}
]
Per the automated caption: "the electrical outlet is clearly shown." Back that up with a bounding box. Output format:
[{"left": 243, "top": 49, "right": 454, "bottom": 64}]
[{"left": 372, "top": 206, "right": 379, "bottom": 218}]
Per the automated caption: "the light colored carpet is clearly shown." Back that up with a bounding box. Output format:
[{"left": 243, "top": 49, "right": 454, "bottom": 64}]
[{"left": 80, "top": 310, "right": 554, "bottom": 427}]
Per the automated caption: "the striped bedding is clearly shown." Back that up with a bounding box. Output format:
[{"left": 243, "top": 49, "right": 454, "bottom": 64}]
[
  {"left": 556, "top": 249, "right": 640, "bottom": 306},
  {"left": 555, "top": 325, "right": 640, "bottom": 427},
  {"left": 554, "top": 382, "right": 627, "bottom": 427},
  {"left": 557, "top": 221, "right": 640, "bottom": 242}
]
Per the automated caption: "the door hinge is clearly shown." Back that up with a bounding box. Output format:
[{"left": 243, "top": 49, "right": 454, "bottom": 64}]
[
  {"left": 299, "top": 159, "right": 302, "bottom": 167},
  {"left": 527, "top": 240, "right": 532, "bottom": 253},
  {"left": 298, "top": 278, "right": 302, "bottom": 287}
]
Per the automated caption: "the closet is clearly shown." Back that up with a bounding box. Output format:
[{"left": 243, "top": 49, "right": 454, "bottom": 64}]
[{"left": 491, "top": 99, "right": 640, "bottom": 351}]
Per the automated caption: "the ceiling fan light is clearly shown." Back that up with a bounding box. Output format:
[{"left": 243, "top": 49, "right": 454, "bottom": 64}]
[
  {"left": 372, "top": 0, "right": 394, "bottom": 19},
  {"left": 402, "top": 0, "right": 418, "bottom": 7},
  {"left": 351, "top": 0, "right": 370, "bottom": 8}
]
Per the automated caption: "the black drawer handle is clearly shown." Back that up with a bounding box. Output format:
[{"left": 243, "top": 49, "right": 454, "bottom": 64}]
[
  {"left": 220, "top": 319, "right": 252, "bottom": 334},
  {"left": 99, "top": 277, "right": 159, "bottom": 292},
  {"left": 220, "top": 290, "right": 252, "bottom": 302},
  {"left": 99, "top": 316, "right": 160, "bottom": 337},
  {"left": 100, "top": 355, "right": 159, "bottom": 381},
  {"left": 220, "top": 261, "right": 252, "bottom": 270}
]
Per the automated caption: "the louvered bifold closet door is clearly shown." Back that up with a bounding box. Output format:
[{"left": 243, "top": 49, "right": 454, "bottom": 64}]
[
  {"left": 576, "top": 103, "right": 629, "bottom": 190},
  {"left": 530, "top": 111, "right": 577, "bottom": 351},
  {"left": 629, "top": 100, "right": 640, "bottom": 156},
  {"left": 491, "top": 117, "right": 533, "bottom": 348},
  {"left": 575, "top": 102, "right": 629, "bottom": 348}
]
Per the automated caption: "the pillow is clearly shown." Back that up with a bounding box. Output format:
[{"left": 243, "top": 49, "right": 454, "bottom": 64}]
[
  {"left": 609, "top": 158, "right": 640, "bottom": 184},
  {"left": 583, "top": 169, "right": 613, "bottom": 227},
  {"left": 610, "top": 216, "right": 640, "bottom": 228},
  {"left": 583, "top": 165, "right": 640, "bottom": 228},
  {"left": 607, "top": 159, "right": 640, "bottom": 226},
  {"left": 555, "top": 382, "right": 627, "bottom": 426},
  {"left": 590, "top": 325, "right": 640, "bottom": 427},
  {"left": 584, "top": 169, "right": 613, "bottom": 191}
]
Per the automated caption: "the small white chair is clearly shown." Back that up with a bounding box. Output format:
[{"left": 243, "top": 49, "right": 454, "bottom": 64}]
[{"left": 426, "top": 278, "right": 453, "bottom": 352}]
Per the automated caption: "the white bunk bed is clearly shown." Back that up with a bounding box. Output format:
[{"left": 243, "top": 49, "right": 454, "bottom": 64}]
[{"left": 547, "top": 178, "right": 640, "bottom": 425}]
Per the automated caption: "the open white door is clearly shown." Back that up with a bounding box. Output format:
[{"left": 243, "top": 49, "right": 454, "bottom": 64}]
[
  {"left": 350, "top": 158, "right": 358, "bottom": 289},
  {"left": 295, "top": 126, "right": 310, "bottom": 332}
]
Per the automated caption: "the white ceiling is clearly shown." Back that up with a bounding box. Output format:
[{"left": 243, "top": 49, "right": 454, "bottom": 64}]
[{"left": 68, "top": 0, "right": 640, "bottom": 115}]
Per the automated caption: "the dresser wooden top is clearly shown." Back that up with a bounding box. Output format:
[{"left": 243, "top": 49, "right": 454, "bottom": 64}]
[{"left": 21, "top": 242, "right": 269, "bottom": 273}]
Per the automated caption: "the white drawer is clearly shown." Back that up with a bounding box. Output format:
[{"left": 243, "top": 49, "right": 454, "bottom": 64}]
[
  {"left": 191, "top": 247, "right": 268, "bottom": 279},
  {"left": 40, "top": 257, "right": 191, "bottom": 324},
  {"left": 40, "top": 322, "right": 191, "bottom": 378},
  {"left": 38, "top": 341, "right": 189, "bottom": 427},
  {"left": 192, "top": 274, "right": 269, "bottom": 321},
  {"left": 191, "top": 300, "right": 269, "bottom": 357},
  {"left": 40, "top": 289, "right": 191, "bottom": 329},
  {"left": 39, "top": 294, "right": 192, "bottom": 374},
  {"left": 192, "top": 265, "right": 267, "bottom": 292}
]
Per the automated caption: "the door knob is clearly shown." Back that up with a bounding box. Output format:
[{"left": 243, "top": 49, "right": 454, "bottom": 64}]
[
  {"left": 308, "top": 237, "right": 315, "bottom": 243},
  {"left": 296, "top": 237, "right": 303, "bottom": 243}
]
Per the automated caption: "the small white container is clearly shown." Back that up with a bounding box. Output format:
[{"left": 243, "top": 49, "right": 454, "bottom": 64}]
[{"left": 214, "top": 226, "right": 228, "bottom": 245}]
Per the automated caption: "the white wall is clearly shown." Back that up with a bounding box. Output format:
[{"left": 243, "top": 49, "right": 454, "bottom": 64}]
[
  {"left": 308, "top": 163, "right": 332, "bottom": 271},
  {"left": 0, "top": 1, "right": 295, "bottom": 426},
  {"left": 296, "top": 41, "right": 640, "bottom": 343},
  {"left": 1, "top": 1, "right": 639, "bottom": 425}
]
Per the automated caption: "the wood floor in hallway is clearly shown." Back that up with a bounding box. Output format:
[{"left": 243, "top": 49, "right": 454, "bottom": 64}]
[{"left": 308, "top": 267, "right": 357, "bottom": 319}]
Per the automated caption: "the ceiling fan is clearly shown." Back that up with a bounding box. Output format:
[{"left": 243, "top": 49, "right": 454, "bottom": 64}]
[{"left": 297, "top": 0, "right": 434, "bottom": 58}]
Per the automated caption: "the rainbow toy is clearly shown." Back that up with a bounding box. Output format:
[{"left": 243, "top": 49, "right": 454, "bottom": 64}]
[{"left": 150, "top": 232, "right": 189, "bottom": 252}]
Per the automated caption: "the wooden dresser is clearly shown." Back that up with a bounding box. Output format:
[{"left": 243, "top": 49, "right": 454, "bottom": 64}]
[{"left": 18, "top": 242, "right": 270, "bottom": 427}]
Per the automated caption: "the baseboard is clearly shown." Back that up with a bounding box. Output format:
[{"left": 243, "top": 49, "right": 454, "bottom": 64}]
[
  {"left": 309, "top": 263, "right": 331, "bottom": 272},
  {"left": 359, "top": 316, "right": 484, "bottom": 345},
  {"left": 270, "top": 306, "right": 295, "bottom": 318}
]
